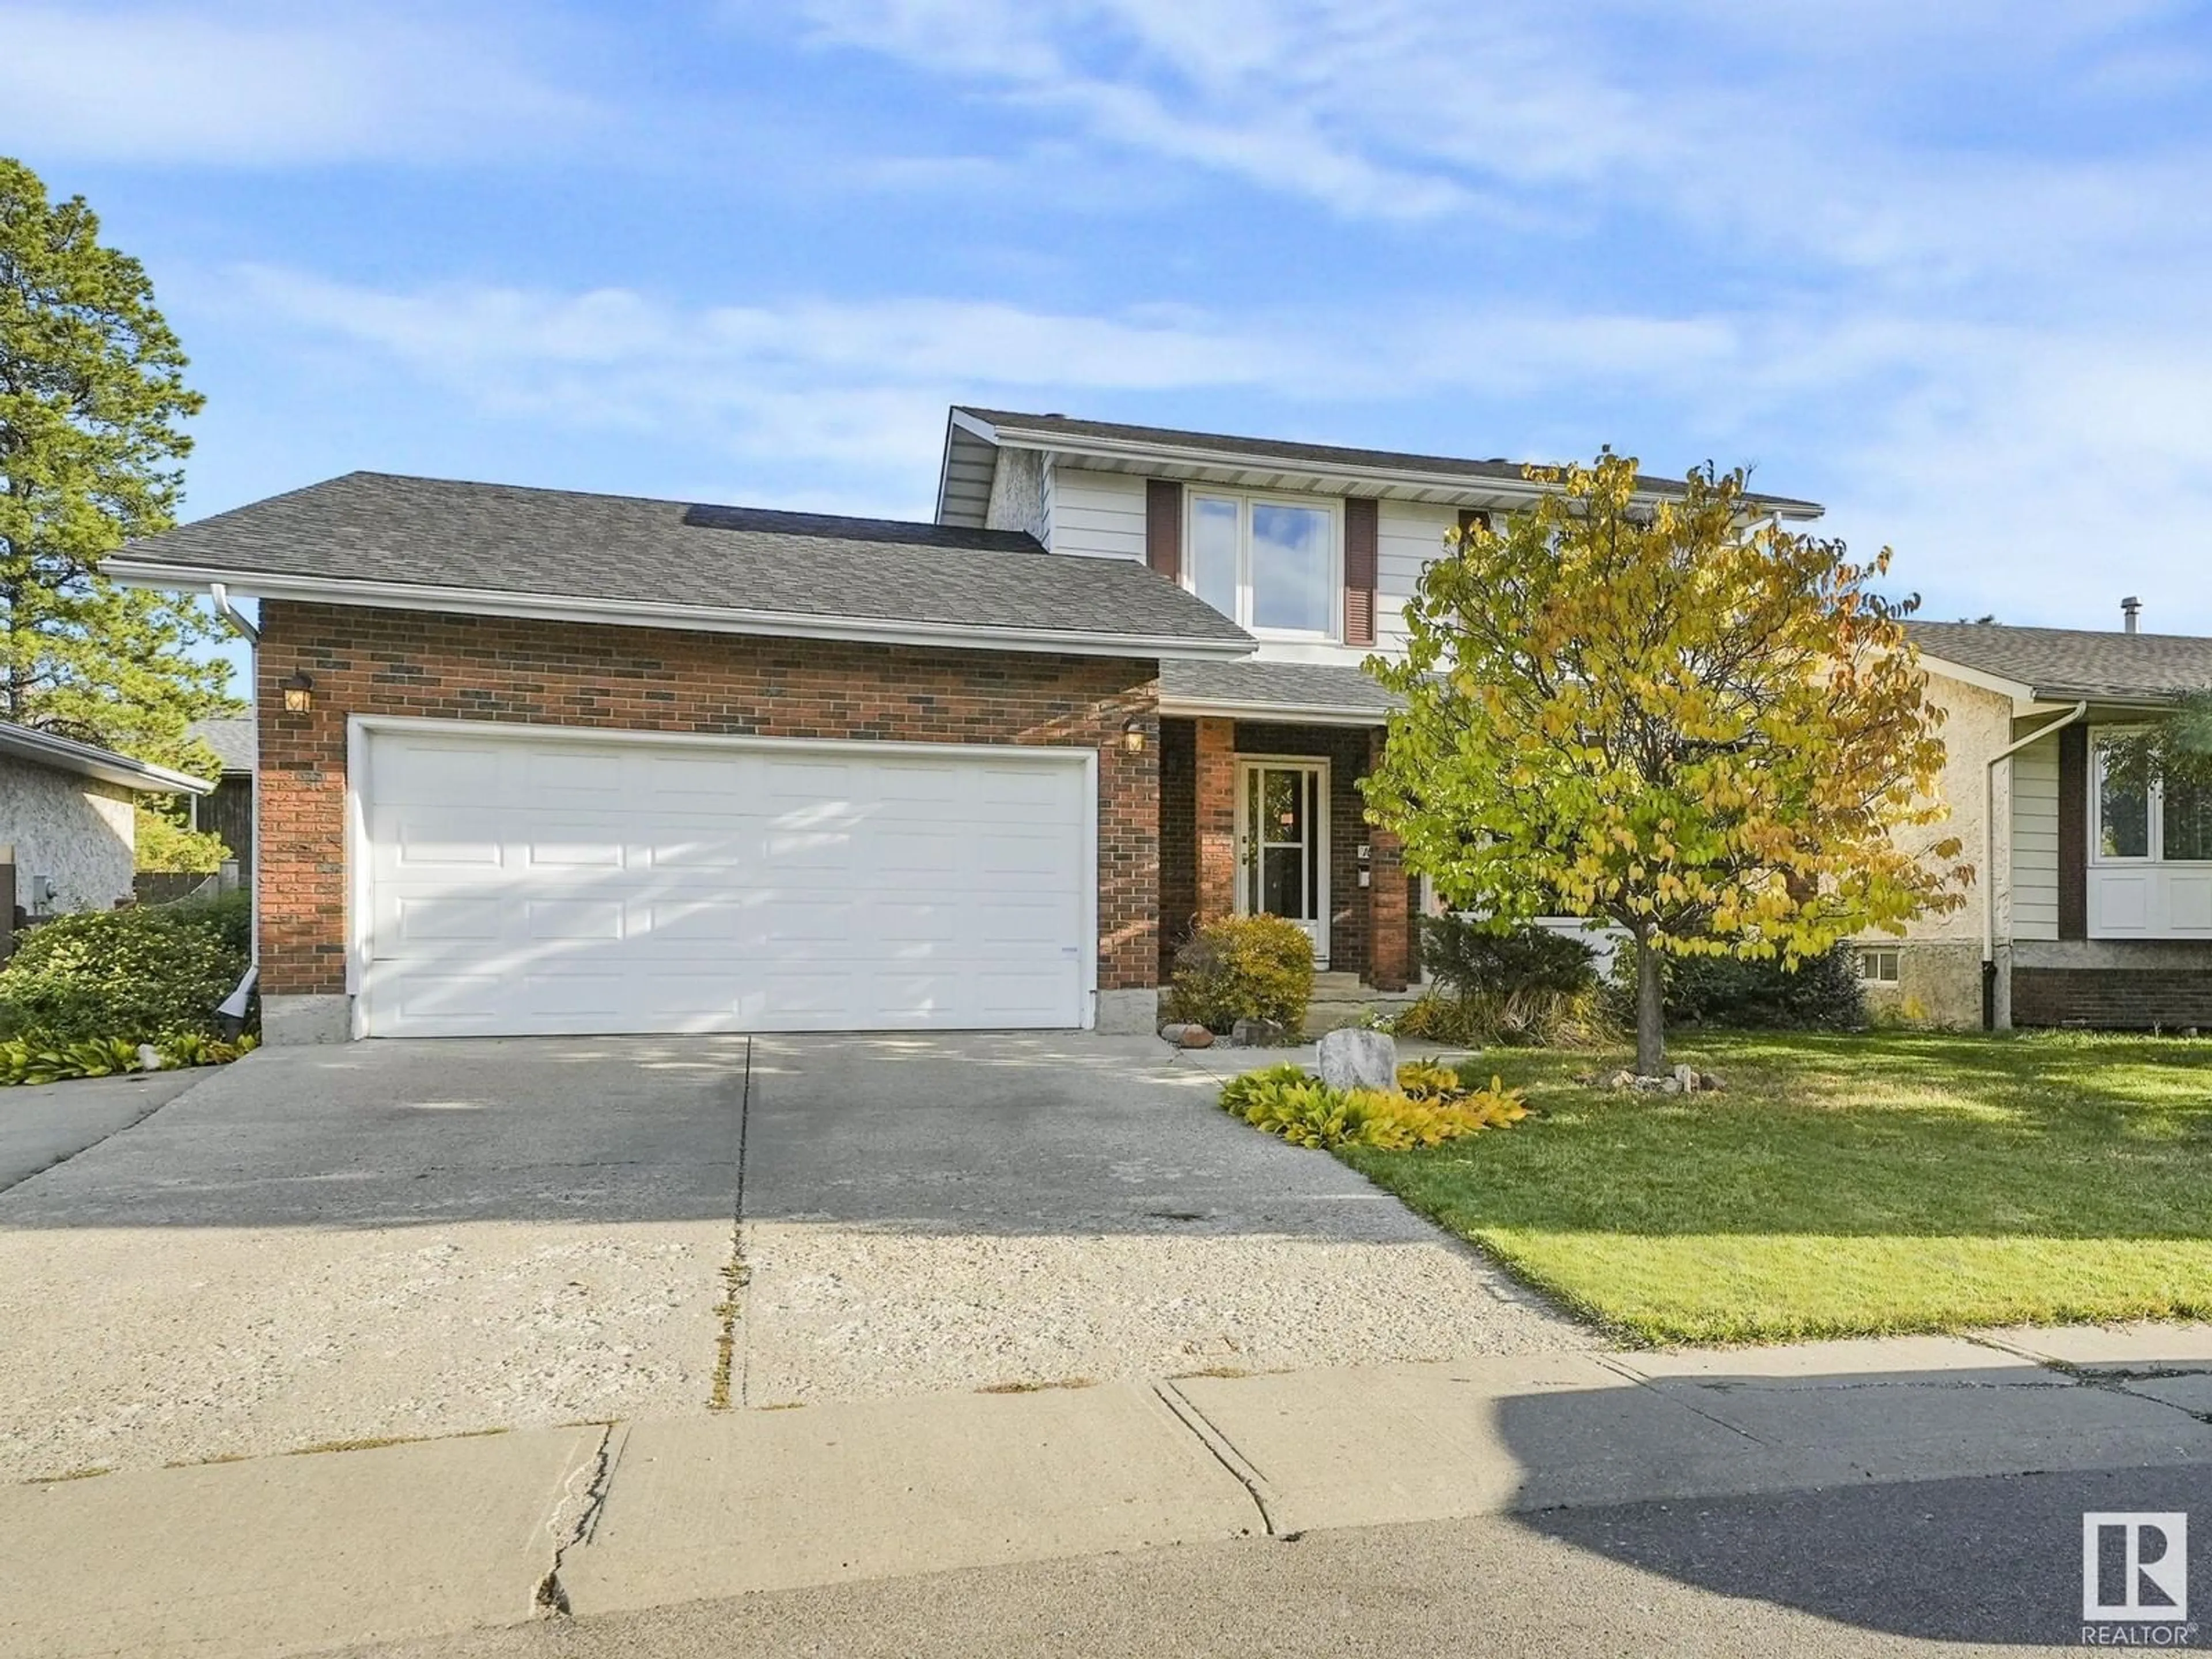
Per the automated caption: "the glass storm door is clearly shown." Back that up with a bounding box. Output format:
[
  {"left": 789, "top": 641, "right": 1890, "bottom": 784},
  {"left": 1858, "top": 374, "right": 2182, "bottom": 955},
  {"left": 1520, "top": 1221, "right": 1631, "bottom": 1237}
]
[{"left": 1236, "top": 761, "right": 1328, "bottom": 966}]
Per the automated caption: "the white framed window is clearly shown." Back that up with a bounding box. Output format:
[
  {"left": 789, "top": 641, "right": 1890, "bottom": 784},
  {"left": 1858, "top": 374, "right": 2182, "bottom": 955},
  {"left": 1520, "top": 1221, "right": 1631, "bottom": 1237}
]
[
  {"left": 1858, "top": 949, "right": 1900, "bottom": 985},
  {"left": 1185, "top": 491, "right": 1339, "bottom": 639},
  {"left": 2093, "top": 734, "right": 2212, "bottom": 863},
  {"left": 2164, "top": 774, "right": 2212, "bottom": 862}
]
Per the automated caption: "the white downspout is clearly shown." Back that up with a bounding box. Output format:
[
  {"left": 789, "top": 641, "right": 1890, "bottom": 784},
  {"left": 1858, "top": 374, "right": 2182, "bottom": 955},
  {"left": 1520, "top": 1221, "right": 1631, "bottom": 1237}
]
[
  {"left": 209, "top": 585, "right": 262, "bottom": 1026},
  {"left": 1983, "top": 700, "right": 2088, "bottom": 1029},
  {"left": 209, "top": 582, "right": 259, "bottom": 645}
]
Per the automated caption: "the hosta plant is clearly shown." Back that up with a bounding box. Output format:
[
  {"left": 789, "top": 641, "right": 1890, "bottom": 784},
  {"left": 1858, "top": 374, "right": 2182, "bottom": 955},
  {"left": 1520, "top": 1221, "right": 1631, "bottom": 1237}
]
[{"left": 1219, "top": 1062, "right": 1529, "bottom": 1152}]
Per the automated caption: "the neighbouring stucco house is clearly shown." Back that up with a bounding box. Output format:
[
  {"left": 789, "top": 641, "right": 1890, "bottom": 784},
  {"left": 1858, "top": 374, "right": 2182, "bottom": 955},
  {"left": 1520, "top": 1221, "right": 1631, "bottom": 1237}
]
[
  {"left": 0, "top": 721, "right": 214, "bottom": 923},
  {"left": 1863, "top": 618, "right": 2212, "bottom": 1031},
  {"left": 103, "top": 407, "right": 1820, "bottom": 1044}
]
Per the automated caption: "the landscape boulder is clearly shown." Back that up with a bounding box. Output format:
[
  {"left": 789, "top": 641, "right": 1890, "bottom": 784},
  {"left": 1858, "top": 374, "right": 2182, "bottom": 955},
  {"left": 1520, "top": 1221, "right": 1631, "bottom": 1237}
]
[{"left": 1317, "top": 1027, "right": 1397, "bottom": 1093}]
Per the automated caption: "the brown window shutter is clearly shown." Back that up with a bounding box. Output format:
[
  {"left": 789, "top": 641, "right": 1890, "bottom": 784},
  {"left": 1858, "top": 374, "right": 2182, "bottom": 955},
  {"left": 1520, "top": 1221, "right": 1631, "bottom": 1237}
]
[
  {"left": 2058, "top": 724, "right": 2088, "bottom": 940},
  {"left": 1343, "top": 497, "right": 1378, "bottom": 646},
  {"left": 1456, "top": 508, "right": 1491, "bottom": 539},
  {"left": 1145, "top": 480, "right": 1183, "bottom": 582}
]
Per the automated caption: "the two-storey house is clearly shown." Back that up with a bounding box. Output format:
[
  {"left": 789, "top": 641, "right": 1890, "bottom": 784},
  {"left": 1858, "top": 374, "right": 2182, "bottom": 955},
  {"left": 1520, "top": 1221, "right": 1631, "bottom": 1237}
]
[{"left": 115, "top": 406, "right": 2205, "bottom": 1043}]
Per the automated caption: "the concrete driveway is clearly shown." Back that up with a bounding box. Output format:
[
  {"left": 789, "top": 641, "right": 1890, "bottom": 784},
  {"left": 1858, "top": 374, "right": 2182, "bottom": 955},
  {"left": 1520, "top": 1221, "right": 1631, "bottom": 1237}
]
[
  {"left": 0, "top": 1070, "right": 207, "bottom": 1191},
  {"left": 0, "top": 1033, "right": 1586, "bottom": 1480},
  {"left": 734, "top": 1034, "right": 1588, "bottom": 1406}
]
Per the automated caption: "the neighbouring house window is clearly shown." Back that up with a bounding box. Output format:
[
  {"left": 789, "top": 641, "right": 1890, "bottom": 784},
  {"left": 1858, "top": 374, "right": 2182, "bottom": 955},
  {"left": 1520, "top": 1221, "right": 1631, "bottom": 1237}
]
[
  {"left": 2093, "top": 733, "right": 2210, "bottom": 862},
  {"left": 2096, "top": 743, "right": 2150, "bottom": 859},
  {"left": 1185, "top": 492, "right": 1338, "bottom": 638},
  {"left": 2164, "top": 775, "right": 2212, "bottom": 862},
  {"left": 1858, "top": 949, "right": 1900, "bottom": 985}
]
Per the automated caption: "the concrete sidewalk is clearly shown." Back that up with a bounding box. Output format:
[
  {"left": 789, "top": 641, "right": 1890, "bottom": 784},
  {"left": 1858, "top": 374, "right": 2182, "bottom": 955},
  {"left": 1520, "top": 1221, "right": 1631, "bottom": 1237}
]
[{"left": 5, "top": 1325, "right": 2209, "bottom": 1659}]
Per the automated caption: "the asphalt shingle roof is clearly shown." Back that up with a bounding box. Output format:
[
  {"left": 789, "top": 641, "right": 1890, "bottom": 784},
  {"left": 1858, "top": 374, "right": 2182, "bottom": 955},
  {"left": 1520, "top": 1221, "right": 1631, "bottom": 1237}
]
[
  {"left": 1908, "top": 621, "right": 2212, "bottom": 703},
  {"left": 113, "top": 473, "right": 1252, "bottom": 651},
  {"left": 960, "top": 407, "right": 1824, "bottom": 516},
  {"left": 1160, "top": 659, "right": 1399, "bottom": 717},
  {"left": 187, "top": 716, "right": 256, "bottom": 774}
]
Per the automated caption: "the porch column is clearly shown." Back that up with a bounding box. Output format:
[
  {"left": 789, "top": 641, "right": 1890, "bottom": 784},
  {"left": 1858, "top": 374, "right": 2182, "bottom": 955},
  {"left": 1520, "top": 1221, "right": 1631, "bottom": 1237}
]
[
  {"left": 1195, "top": 717, "right": 1237, "bottom": 922},
  {"left": 1366, "top": 726, "right": 1410, "bottom": 991}
]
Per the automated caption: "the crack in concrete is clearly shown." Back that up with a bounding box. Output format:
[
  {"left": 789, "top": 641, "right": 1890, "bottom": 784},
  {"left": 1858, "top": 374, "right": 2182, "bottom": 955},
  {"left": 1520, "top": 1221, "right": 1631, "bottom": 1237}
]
[
  {"left": 1152, "top": 1380, "right": 1278, "bottom": 1538},
  {"left": 1589, "top": 1366, "right": 1775, "bottom": 1446},
  {"left": 1964, "top": 1335, "right": 2212, "bottom": 1424},
  {"left": 709, "top": 1038, "right": 754, "bottom": 1412},
  {"left": 533, "top": 1422, "right": 618, "bottom": 1619},
  {"left": 1667, "top": 1376, "right": 2073, "bottom": 1394}
]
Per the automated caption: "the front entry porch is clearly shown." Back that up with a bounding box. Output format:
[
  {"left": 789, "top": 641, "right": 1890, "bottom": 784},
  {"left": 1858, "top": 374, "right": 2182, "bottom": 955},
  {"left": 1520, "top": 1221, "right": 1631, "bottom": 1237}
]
[{"left": 1158, "top": 715, "right": 1415, "bottom": 992}]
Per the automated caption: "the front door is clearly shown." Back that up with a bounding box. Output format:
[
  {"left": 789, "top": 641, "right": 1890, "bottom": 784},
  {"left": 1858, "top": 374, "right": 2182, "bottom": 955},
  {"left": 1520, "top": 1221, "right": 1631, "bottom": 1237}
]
[{"left": 1234, "top": 759, "right": 1328, "bottom": 967}]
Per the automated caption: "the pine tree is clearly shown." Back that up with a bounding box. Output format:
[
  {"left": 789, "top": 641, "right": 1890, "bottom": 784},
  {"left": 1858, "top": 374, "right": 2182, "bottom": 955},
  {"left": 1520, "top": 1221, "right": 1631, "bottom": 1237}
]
[{"left": 1, "top": 155, "right": 235, "bottom": 782}]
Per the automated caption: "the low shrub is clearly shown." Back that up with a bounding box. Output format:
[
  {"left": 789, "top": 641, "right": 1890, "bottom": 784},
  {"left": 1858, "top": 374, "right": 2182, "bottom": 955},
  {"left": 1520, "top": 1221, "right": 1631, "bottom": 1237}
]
[
  {"left": 1218, "top": 1061, "right": 1528, "bottom": 1150},
  {"left": 1166, "top": 914, "right": 1316, "bottom": 1033},
  {"left": 1391, "top": 986, "right": 1608, "bottom": 1048},
  {"left": 1421, "top": 916, "right": 1599, "bottom": 998},
  {"left": 134, "top": 804, "right": 232, "bottom": 874},
  {"left": 1600, "top": 941, "right": 1866, "bottom": 1031},
  {"left": 0, "top": 1030, "right": 257, "bottom": 1088},
  {"left": 0, "top": 890, "right": 252, "bottom": 1046}
]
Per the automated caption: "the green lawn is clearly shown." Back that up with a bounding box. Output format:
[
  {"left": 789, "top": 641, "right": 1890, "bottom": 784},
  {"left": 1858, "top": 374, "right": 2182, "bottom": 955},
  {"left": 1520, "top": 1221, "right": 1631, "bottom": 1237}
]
[{"left": 1338, "top": 1031, "right": 2212, "bottom": 1345}]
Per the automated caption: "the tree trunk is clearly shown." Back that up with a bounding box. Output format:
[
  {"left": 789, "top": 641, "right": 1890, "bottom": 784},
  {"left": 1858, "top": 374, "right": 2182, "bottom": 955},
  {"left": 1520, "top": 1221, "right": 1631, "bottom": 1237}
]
[{"left": 1634, "top": 930, "right": 1666, "bottom": 1077}]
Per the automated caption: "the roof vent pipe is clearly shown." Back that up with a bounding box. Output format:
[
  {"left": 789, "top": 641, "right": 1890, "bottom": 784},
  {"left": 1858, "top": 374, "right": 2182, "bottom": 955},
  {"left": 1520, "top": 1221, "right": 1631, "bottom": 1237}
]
[{"left": 2123, "top": 596, "right": 2141, "bottom": 634}]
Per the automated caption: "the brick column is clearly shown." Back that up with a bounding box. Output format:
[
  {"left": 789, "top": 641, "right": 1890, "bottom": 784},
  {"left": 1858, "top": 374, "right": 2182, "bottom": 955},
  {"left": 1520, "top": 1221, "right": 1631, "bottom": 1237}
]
[
  {"left": 1195, "top": 717, "right": 1237, "bottom": 922},
  {"left": 1365, "top": 727, "right": 1409, "bottom": 991}
]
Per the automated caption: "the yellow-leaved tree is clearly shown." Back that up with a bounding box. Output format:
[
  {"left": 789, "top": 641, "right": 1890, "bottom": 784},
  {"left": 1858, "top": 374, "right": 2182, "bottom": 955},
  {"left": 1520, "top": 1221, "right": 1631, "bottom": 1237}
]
[{"left": 1363, "top": 452, "right": 1969, "bottom": 1075}]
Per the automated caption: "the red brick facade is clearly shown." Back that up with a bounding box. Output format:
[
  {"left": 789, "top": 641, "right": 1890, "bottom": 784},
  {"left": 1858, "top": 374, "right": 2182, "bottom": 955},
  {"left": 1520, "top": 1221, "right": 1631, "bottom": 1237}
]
[
  {"left": 1158, "top": 717, "right": 1198, "bottom": 977},
  {"left": 1194, "top": 717, "right": 1237, "bottom": 923},
  {"left": 256, "top": 601, "right": 1160, "bottom": 1000},
  {"left": 1365, "top": 728, "right": 1410, "bottom": 991}
]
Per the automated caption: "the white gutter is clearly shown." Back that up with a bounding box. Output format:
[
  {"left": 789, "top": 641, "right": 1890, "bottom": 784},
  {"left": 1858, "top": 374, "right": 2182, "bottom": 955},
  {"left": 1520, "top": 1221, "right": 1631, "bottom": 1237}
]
[
  {"left": 1157, "top": 699, "right": 1395, "bottom": 728},
  {"left": 1911, "top": 653, "right": 2036, "bottom": 705},
  {"left": 1982, "top": 700, "right": 2088, "bottom": 1026},
  {"left": 103, "top": 560, "right": 1256, "bottom": 662},
  {"left": 0, "top": 722, "right": 213, "bottom": 795}
]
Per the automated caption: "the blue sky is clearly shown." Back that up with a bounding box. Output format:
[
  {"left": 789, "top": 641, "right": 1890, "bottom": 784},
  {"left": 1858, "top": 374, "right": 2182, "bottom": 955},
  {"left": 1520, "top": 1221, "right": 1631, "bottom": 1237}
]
[{"left": 10, "top": 0, "right": 2212, "bottom": 658}]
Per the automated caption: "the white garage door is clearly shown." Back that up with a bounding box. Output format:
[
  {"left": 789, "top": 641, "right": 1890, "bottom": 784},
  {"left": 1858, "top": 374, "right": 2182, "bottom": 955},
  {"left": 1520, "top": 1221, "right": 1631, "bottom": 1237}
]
[{"left": 357, "top": 724, "right": 1094, "bottom": 1036}]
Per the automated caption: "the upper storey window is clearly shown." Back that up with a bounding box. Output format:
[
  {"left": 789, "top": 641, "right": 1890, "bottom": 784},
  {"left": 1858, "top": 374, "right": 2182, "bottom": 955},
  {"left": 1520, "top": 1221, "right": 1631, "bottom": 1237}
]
[{"left": 1186, "top": 492, "right": 1338, "bottom": 639}]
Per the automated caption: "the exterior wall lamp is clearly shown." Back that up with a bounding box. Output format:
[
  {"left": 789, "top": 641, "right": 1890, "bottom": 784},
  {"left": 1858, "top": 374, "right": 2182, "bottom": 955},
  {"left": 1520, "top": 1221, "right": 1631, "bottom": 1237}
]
[
  {"left": 280, "top": 670, "right": 315, "bottom": 713},
  {"left": 1121, "top": 718, "right": 1147, "bottom": 754}
]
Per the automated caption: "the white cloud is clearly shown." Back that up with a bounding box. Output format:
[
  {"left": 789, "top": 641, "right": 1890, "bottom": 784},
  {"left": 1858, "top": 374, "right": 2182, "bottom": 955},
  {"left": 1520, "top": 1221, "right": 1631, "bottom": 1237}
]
[
  {"left": 229, "top": 262, "right": 1745, "bottom": 427},
  {"left": 781, "top": 0, "right": 2212, "bottom": 306},
  {"left": 0, "top": 2, "right": 596, "bottom": 165},
  {"left": 1824, "top": 328, "right": 2212, "bottom": 631},
  {"left": 226, "top": 262, "right": 2212, "bottom": 628}
]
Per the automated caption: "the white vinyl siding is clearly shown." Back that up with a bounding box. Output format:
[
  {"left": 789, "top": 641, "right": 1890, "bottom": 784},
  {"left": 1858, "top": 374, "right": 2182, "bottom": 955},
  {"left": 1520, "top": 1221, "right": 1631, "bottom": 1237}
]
[
  {"left": 2010, "top": 736, "right": 2060, "bottom": 941},
  {"left": 1046, "top": 467, "right": 1147, "bottom": 560},
  {"left": 1376, "top": 501, "right": 1456, "bottom": 654},
  {"left": 355, "top": 724, "right": 1093, "bottom": 1036}
]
